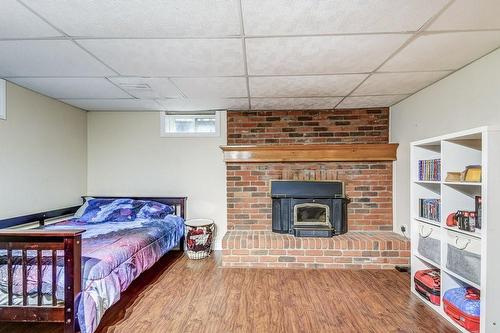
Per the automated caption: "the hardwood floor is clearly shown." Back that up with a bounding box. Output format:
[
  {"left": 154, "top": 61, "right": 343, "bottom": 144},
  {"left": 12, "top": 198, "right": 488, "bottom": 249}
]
[{"left": 1, "top": 251, "right": 458, "bottom": 333}]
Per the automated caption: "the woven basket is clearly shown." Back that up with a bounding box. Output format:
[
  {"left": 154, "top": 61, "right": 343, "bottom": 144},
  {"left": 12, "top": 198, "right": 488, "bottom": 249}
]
[{"left": 184, "top": 219, "right": 215, "bottom": 260}]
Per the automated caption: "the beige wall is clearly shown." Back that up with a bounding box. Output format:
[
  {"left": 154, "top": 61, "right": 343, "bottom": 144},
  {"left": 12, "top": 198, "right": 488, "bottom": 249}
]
[
  {"left": 0, "top": 82, "right": 87, "bottom": 219},
  {"left": 390, "top": 48, "right": 500, "bottom": 234},
  {"left": 86, "top": 111, "right": 228, "bottom": 249}
]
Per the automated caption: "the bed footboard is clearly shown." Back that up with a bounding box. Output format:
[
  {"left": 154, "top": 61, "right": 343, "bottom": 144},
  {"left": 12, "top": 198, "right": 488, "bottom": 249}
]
[{"left": 0, "top": 229, "right": 84, "bottom": 333}]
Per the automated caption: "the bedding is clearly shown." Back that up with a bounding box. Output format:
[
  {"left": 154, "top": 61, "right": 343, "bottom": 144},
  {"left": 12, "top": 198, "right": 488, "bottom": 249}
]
[{"left": 0, "top": 199, "right": 184, "bottom": 333}]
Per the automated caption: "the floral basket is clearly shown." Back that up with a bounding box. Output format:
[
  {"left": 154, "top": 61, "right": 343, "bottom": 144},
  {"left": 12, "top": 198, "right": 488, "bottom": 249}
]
[{"left": 184, "top": 219, "right": 215, "bottom": 260}]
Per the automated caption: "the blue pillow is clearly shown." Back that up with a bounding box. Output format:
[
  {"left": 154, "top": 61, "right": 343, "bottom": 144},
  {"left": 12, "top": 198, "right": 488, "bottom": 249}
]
[{"left": 136, "top": 200, "right": 175, "bottom": 219}]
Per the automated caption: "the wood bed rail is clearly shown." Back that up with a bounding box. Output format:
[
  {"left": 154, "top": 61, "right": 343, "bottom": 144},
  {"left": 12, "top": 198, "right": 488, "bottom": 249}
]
[
  {"left": 0, "top": 206, "right": 81, "bottom": 229},
  {"left": 0, "top": 229, "right": 85, "bottom": 333}
]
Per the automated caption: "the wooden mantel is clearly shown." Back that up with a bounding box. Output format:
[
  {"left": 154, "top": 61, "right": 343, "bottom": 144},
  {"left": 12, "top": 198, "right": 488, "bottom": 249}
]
[{"left": 220, "top": 143, "right": 398, "bottom": 163}]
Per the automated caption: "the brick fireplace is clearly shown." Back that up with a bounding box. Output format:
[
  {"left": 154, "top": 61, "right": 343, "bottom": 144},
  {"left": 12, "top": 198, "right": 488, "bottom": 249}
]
[{"left": 221, "top": 108, "right": 410, "bottom": 269}]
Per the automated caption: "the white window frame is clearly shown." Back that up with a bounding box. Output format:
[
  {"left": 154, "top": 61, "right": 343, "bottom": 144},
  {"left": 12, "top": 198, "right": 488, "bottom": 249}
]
[
  {"left": 0, "top": 79, "right": 6, "bottom": 120},
  {"left": 160, "top": 110, "right": 221, "bottom": 138}
]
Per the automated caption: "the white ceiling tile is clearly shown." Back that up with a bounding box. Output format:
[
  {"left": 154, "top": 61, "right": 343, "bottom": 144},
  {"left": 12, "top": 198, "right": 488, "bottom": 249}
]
[
  {"left": 429, "top": 0, "right": 500, "bottom": 31},
  {"left": 336, "top": 95, "right": 408, "bottom": 109},
  {"left": 0, "top": 40, "right": 114, "bottom": 77},
  {"left": 8, "top": 77, "right": 130, "bottom": 99},
  {"left": 246, "top": 35, "right": 410, "bottom": 75},
  {"left": 60, "top": 99, "right": 162, "bottom": 111},
  {"left": 251, "top": 97, "right": 341, "bottom": 110},
  {"left": 250, "top": 74, "right": 367, "bottom": 97},
  {"left": 242, "top": 0, "right": 448, "bottom": 35},
  {"left": 157, "top": 98, "right": 249, "bottom": 111},
  {"left": 22, "top": 0, "right": 241, "bottom": 37},
  {"left": 381, "top": 31, "right": 500, "bottom": 72},
  {"left": 0, "top": 0, "right": 63, "bottom": 38},
  {"left": 78, "top": 39, "right": 245, "bottom": 76},
  {"left": 109, "top": 77, "right": 182, "bottom": 99},
  {"left": 171, "top": 77, "right": 248, "bottom": 98},
  {"left": 353, "top": 71, "right": 451, "bottom": 96}
]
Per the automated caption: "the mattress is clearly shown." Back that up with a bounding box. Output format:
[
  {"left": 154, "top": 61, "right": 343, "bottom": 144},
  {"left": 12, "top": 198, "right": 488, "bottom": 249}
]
[{"left": 0, "top": 215, "right": 184, "bottom": 333}]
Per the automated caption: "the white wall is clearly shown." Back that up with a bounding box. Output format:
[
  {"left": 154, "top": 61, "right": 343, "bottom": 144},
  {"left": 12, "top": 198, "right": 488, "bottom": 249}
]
[
  {"left": 0, "top": 82, "right": 87, "bottom": 219},
  {"left": 390, "top": 48, "right": 500, "bottom": 234},
  {"left": 86, "top": 111, "right": 227, "bottom": 249}
]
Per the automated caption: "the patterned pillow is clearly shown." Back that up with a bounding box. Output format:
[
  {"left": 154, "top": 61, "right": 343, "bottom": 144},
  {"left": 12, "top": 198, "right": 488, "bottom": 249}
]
[
  {"left": 78, "top": 198, "right": 143, "bottom": 223},
  {"left": 136, "top": 200, "right": 175, "bottom": 219},
  {"left": 74, "top": 197, "right": 95, "bottom": 218}
]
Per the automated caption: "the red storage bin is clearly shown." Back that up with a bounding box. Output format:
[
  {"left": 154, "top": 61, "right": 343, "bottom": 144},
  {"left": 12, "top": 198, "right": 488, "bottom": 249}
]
[
  {"left": 443, "top": 287, "right": 480, "bottom": 333},
  {"left": 414, "top": 269, "right": 441, "bottom": 305}
]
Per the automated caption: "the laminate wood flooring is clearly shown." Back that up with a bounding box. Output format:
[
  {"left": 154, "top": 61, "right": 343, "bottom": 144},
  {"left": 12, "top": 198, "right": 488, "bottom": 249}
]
[{"left": 0, "top": 251, "right": 457, "bottom": 333}]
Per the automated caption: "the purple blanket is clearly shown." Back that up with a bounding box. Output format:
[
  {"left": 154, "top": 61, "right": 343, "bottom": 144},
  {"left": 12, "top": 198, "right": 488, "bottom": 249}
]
[{"left": 0, "top": 215, "right": 184, "bottom": 333}]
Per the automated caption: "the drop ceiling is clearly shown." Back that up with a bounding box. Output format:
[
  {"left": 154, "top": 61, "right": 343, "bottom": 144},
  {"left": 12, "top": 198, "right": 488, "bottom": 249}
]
[{"left": 1, "top": 0, "right": 499, "bottom": 111}]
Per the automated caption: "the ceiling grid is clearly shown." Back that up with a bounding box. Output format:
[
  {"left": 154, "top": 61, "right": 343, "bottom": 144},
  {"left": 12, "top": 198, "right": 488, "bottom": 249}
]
[{"left": 0, "top": 0, "right": 498, "bottom": 111}]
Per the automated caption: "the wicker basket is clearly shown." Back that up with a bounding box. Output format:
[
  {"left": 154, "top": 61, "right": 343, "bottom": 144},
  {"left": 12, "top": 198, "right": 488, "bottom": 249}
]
[{"left": 184, "top": 219, "right": 215, "bottom": 260}]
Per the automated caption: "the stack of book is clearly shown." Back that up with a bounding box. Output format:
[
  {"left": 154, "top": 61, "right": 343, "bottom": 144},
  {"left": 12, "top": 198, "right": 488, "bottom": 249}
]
[
  {"left": 418, "top": 159, "right": 441, "bottom": 181},
  {"left": 419, "top": 199, "right": 441, "bottom": 222}
]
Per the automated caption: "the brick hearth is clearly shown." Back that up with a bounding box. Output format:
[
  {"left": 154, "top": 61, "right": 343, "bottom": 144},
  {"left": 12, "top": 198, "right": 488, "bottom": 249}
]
[
  {"left": 221, "top": 108, "right": 410, "bottom": 269},
  {"left": 222, "top": 231, "right": 410, "bottom": 269}
]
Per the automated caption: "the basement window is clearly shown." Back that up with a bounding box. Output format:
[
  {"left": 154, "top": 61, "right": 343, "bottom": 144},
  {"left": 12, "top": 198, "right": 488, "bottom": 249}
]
[{"left": 160, "top": 111, "right": 221, "bottom": 137}]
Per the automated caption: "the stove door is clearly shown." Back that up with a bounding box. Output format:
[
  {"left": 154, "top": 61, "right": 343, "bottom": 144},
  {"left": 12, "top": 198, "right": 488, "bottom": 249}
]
[{"left": 292, "top": 199, "right": 332, "bottom": 228}]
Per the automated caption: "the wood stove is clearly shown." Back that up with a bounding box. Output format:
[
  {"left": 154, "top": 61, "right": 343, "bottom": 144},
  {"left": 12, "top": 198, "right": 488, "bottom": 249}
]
[{"left": 271, "top": 180, "right": 348, "bottom": 237}]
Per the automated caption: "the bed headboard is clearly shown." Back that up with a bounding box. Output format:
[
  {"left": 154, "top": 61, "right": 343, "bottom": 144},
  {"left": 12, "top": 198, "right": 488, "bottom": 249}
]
[
  {"left": 0, "top": 197, "right": 187, "bottom": 229},
  {"left": 83, "top": 196, "right": 187, "bottom": 219}
]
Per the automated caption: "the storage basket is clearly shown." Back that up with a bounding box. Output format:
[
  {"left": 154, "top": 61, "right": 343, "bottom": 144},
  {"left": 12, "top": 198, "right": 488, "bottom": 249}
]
[
  {"left": 417, "top": 223, "right": 441, "bottom": 264},
  {"left": 446, "top": 231, "right": 481, "bottom": 285},
  {"left": 185, "top": 219, "right": 215, "bottom": 260}
]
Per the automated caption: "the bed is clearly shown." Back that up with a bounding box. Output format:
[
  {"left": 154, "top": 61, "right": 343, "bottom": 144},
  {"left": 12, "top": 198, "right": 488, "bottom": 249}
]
[{"left": 0, "top": 196, "right": 186, "bottom": 333}]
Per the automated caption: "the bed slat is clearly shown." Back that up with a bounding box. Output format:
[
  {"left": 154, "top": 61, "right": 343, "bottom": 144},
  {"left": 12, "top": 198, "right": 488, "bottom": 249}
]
[
  {"left": 22, "top": 249, "right": 28, "bottom": 306},
  {"left": 7, "top": 248, "right": 13, "bottom": 306},
  {"left": 52, "top": 250, "right": 57, "bottom": 306},
  {"left": 37, "top": 250, "right": 43, "bottom": 306}
]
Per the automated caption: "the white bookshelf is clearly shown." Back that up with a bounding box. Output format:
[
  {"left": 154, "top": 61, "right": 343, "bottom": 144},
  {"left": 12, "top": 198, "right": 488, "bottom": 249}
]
[{"left": 410, "top": 127, "right": 500, "bottom": 333}]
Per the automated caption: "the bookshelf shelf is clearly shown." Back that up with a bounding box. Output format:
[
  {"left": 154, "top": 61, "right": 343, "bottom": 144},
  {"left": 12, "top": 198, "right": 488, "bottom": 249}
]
[
  {"left": 415, "top": 252, "right": 441, "bottom": 269},
  {"left": 443, "top": 181, "right": 482, "bottom": 186},
  {"left": 442, "top": 267, "right": 481, "bottom": 290},
  {"left": 414, "top": 180, "right": 441, "bottom": 184},
  {"left": 444, "top": 225, "right": 482, "bottom": 239},
  {"left": 414, "top": 216, "right": 441, "bottom": 227},
  {"left": 410, "top": 126, "right": 500, "bottom": 333}
]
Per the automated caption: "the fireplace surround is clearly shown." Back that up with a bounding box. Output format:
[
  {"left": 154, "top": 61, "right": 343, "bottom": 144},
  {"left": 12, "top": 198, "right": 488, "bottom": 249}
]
[
  {"left": 271, "top": 180, "right": 349, "bottom": 237},
  {"left": 221, "top": 109, "right": 410, "bottom": 269}
]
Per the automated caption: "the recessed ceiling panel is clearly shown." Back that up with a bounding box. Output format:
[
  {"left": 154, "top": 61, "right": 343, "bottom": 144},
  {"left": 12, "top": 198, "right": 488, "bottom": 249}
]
[
  {"left": 381, "top": 31, "right": 500, "bottom": 72},
  {"left": 22, "top": 0, "right": 241, "bottom": 37},
  {"left": 0, "top": 0, "right": 63, "bottom": 38},
  {"left": 171, "top": 77, "right": 248, "bottom": 98},
  {"left": 336, "top": 95, "right": 408, "bottom": 109},
  {"left": 109, "top": 77, "right": 182, "bottom": 99},
  {"left": 242, "top": 0, "right": 448, "bottom": 35},
  {"left": 353, "top": 71, "right": 451, "bottom": 96},
  {"left": 428, "top": 0, "right": 500, "bottom": 31},
  {"left": 246, "top": 35, "right": 410, "bottom": 75},
  {"left": 0, "top": 40, "right": 114, "bottom": 77},
  {"left": 250, "top": 74, "right": 367, "bottom": 97},
  {"left": 251, "top": 97, "right": 341, "bottom": 110},
  {"left": 157, "top": 98, "right": 249, "bottom": 111},
  {"left": 78, "top": 39, "right": 245, "bottom": 76},
  {"left": 60, "top": 99, "right": 162, "bottom": 111},
  {"left": 8, "top": 77, "right": 130, "bottom": 99}
]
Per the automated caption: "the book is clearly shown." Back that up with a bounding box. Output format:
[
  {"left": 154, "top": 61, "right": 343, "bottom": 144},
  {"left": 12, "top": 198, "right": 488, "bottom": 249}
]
[
  {"left": 475, "top": 196, "right": 482, "bottom": 229},
  {"left": 418, "top": 159, "right": 441, "bottom": 181},
  {"left": 419, "top": 198, "right": 441, "bottom": 222}
]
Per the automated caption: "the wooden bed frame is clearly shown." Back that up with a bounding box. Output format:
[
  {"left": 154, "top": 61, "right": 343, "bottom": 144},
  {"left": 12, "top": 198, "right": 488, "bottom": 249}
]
[{"left": 0, "top": 196, "right": 187, "bottom": 333}]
